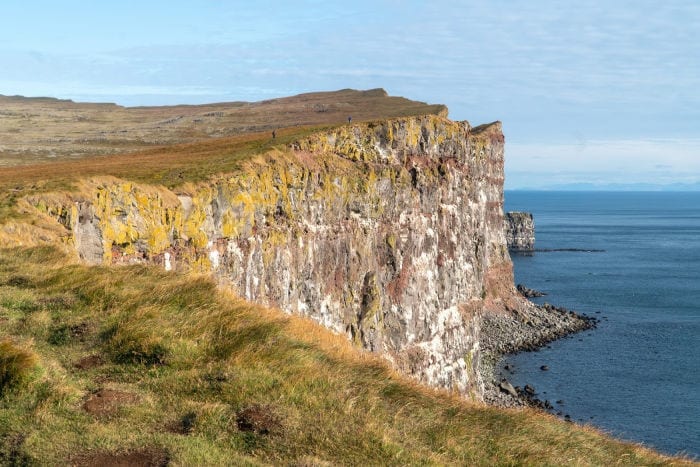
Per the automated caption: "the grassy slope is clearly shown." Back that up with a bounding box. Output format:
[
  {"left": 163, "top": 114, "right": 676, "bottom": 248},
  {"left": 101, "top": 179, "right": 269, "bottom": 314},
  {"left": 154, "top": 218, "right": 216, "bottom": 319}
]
[{"left": 0, "top": 246, "right": 689, "bottom": 466}]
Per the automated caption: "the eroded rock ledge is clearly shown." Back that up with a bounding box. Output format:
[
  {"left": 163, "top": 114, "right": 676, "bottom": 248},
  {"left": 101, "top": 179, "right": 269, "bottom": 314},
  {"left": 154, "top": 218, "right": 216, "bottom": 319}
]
[{"left": 28, "top": 115, "right": 581, "bottom": 402}]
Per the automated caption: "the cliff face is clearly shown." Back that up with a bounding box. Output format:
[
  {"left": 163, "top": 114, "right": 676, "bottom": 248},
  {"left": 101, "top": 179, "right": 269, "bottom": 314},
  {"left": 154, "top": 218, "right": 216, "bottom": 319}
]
[
  {"left": 505, "top": 212, "right": 535, "bottom": 252},
  {"left": 33, "top": 115, "right": 516, "bottom": 399}
]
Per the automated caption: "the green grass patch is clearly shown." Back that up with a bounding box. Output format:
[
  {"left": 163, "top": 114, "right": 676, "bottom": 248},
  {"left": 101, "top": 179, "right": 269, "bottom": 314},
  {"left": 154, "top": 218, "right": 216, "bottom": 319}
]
[{"left": 0, "top": 246, "right": 689, "bottom": 465}]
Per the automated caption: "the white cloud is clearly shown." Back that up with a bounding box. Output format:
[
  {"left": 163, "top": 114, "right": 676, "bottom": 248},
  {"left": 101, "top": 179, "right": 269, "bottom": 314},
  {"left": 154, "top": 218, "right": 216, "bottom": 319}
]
[{"left": 506, "top": 139, "right": 700, "bottom": 189}]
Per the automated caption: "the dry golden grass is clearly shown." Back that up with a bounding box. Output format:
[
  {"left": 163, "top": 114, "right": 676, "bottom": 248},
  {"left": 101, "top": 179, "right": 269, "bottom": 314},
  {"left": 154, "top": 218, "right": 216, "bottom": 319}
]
[
  {"left": 0, "top": 124, "right": 325, "bottom": 233},
  {"left": 0, "top": 339, "right": 39, "bottom": 395},
  {"left": 0, "top": 126, "right": 310, "bottom": 190},
  {"left": 0, "top": 246, "right": 694, "bottom": 465},
  {"left": 0, "top": 89, "right": 443, "bottom": 225}
]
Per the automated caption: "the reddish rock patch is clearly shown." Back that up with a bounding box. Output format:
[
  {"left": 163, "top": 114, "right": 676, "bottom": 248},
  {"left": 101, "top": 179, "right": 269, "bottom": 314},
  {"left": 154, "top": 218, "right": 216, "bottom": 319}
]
[
  {"left": 74, "top": 355, "right": 104, "bottom": 370},
  {"left": 71, "top": 447, "right": 169, "bottom": 467},
  {"left": 82, "top": 389, "right": 137, "bottom": 416},
  {"left": 386, "top": 262, "right": 412, "bottom": 302}
]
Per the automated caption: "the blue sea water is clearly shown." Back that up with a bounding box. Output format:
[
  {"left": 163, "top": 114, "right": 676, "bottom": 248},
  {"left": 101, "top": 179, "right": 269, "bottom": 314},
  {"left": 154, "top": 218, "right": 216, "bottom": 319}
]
[{"left": 502, "top": 191, "right": 700, "bottom": 458}]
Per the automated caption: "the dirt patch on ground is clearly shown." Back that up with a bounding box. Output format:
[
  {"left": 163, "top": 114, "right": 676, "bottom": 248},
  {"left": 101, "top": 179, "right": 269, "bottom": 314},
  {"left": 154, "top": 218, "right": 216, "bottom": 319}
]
[
  {"left": 3, "top": 275, "right": 33, "bottom": 288},
  {"left": 0, "top": 433, "right": 31, "bottom": 465},
  {"left": 236, "top": 404, "right": 280, "bottom": 435},
  {"left": 82, "top": 388, "right": 137, "bottom": 416},
  {"left": 68, "top": 322, "right": 91, "bottom": 341},
  {"left": 74, "top": 355, "right": 104, "bottom": 370},
  {"left": 71, "top": 447, "right": 169, "bottom": 466},
  {"left": 166, "top": 411, "right": 197, "bottom": 435}
]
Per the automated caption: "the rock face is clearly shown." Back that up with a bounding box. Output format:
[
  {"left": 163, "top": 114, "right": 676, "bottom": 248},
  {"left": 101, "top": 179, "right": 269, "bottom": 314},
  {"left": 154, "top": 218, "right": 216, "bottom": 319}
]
[
  {"left": 505, "top": 212, "right": 535, "bottom": 251},
  {"left": 33, "top": 115, "right": 523, "bottom": 400}
]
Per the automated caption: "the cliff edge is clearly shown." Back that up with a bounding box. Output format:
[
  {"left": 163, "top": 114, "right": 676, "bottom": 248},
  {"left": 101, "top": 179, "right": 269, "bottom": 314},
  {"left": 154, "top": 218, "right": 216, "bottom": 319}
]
[{"left": 22, "top": 114, "right": 591, "bottom": 402}]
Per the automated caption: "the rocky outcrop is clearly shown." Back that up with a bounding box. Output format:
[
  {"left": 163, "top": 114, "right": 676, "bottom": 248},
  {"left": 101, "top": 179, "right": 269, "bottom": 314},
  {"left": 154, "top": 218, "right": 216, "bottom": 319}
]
[
  {"left": 30, "top": 115, "right": 537, "bottom": 400},
  {"left": 505, "top": 212, "right": 535, "bottom": 251},
  {"left": 517, "top": 284, "right": 546, "bottom": 298}
]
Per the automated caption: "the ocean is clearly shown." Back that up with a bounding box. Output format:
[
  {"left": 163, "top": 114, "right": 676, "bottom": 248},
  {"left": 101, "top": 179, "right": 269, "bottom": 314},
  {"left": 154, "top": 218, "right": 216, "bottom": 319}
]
[{"left": 502, "top": 191, "right": 700, "bottom": 458}]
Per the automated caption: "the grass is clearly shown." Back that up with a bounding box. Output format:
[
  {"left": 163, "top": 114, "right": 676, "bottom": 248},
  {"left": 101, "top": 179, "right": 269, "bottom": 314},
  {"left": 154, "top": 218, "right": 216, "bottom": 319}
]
[
  {"left": 0, "top": 87, "right": 446, "bottom": 223},
  {"left": 0, "top": 246, "right": 692, "bottom": 465},
  {"left": 0, "top": 340, "right": 38, "bottom": 396},
  {"left": 0, "top": 125, "right": 323, "bottom": 191}
]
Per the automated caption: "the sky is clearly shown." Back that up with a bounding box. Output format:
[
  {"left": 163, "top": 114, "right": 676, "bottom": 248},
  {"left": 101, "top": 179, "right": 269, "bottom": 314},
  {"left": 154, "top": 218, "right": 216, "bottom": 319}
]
[{"left": 1, "top": 0, "right": 699, "bottom": 189}]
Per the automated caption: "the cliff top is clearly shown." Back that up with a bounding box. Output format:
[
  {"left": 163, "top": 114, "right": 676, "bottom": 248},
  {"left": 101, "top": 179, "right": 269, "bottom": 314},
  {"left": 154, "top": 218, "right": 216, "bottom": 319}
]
[
  {"left": 0, "top": 88, "right": 447, "bottom": 167},
  {"left": 0, "top": 113, "right": 477, "bottom": 218}
]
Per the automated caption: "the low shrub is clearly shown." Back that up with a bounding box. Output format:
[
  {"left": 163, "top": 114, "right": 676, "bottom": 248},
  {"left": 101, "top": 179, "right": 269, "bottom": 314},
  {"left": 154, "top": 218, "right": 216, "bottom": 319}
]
[
  {"left": 48, "top": 325, "right": 71, "bottom": 346},
  {"left": 0, "top": 340, "right": 38, "bottom": 395},
  {"left": 103, "top": 325, "right": 169, "bottom": 366}
]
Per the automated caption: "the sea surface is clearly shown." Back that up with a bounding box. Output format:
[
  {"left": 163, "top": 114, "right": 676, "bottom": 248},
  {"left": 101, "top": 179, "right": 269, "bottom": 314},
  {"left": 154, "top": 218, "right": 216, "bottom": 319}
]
[{"left": 502, "top": 191, "right": 700, "bottom": 458}]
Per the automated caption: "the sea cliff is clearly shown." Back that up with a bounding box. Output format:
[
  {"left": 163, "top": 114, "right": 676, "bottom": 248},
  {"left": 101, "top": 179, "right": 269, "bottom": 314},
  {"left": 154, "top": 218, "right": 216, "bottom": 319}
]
[
  {"left": 505, "top": 211, "right": 535, "bottom": 251},
  {"left": 28, "top": 115, "right": 590, "bottom": 401}
]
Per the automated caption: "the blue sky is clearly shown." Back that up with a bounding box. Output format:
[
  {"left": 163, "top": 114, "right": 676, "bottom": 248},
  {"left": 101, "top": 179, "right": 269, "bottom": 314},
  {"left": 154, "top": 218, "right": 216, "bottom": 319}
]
[{"left": 1, "top": 1, "right": 699, "bottom": 189}]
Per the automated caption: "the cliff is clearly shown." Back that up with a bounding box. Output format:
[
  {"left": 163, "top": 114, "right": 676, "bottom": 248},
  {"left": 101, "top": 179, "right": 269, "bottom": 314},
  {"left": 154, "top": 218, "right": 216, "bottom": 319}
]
[
  {"left": 505, "top": 211, "right": 535, "bottom": 251},
  {"left": 29, "top": 115, "right": 523, "bottom": 399}
]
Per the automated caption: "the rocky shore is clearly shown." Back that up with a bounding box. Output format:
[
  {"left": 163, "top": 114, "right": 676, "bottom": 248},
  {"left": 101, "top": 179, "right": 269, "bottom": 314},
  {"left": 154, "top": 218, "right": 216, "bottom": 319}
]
[
  {"left": 516, "top": 283, "right": 546, "bottom": 298},
  {"left": 479, "top": 297, "right": 598, "bottom": 408}
]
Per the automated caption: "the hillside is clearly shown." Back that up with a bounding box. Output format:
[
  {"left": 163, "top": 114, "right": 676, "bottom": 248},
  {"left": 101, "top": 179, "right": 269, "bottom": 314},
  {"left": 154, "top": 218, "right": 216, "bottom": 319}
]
[
  {"left": 0, "top": 90, "right": 693, "bottom": 465},
  {"left": 0, "top": 88, "right": 446, "bottom": 166},
  {"left": 0, "top": 246, "right": 686, "bottom": 465}
]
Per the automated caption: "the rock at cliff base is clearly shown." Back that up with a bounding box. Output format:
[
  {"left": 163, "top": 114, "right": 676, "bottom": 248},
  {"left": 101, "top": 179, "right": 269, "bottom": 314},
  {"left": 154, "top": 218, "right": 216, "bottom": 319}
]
[
  {"left": 498, "top": 380, "right": 518, "bottom": 398},
  {"left": 517, "top": 284, "right": 546, "bottom": 297}
]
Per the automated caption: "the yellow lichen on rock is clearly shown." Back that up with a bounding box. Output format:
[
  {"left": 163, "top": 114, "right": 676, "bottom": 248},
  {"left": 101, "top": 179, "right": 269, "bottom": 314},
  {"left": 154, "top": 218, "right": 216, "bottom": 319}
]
[
  {"left": 183, "top": 205, "right": 209, "bottom": 249},
  {"left": 21, "top": 114, "right": 475, "bottom": 272},
  {"left": 221, "top": 210, "right": 239, "bottom": 238},
  {"left": 147, "top": 224, "right": 170, "bottom": 254}
]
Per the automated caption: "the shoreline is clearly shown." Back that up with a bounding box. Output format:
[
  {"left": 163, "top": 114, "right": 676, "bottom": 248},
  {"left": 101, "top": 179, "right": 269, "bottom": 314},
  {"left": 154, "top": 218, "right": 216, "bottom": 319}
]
[{"left": 480, "top": 296, "right": 598, "bottom": 408}]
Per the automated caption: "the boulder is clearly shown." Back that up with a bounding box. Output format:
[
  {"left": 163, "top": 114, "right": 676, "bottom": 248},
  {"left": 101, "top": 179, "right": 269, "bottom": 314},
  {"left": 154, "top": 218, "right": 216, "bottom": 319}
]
[{"left": 498, "top": 380, "right": 518, "bottom": 398}]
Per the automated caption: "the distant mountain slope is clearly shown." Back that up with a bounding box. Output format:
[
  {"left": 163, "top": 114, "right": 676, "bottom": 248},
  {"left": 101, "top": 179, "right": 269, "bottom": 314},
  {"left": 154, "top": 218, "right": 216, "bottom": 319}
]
[{"left": 0, "top": 88, "right": 446, "bottom": 166}]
